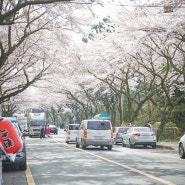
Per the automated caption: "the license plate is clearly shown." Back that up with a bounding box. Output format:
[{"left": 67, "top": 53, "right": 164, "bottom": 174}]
[{"left": 140, "top": 136, "right": 151, "bottom": 139}]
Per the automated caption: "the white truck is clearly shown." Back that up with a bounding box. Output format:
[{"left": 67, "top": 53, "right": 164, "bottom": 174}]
[{"left": 27, "top": 112, "right": 46, "bottom": 137}]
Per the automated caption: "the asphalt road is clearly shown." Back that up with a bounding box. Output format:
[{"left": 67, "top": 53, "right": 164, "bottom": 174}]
[{"left": 2, "top": 129, "right": 185, "bottom": 185}]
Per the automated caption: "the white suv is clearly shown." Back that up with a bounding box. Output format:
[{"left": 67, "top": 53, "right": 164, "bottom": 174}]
[
  {"left": 65, "top": 124, "right": 79, "bottom": 144},
  {"left": 76, "top": 119, "right": 113, "bottom": 150}
]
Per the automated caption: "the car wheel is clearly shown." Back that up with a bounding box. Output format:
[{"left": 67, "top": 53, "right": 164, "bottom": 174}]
[
  {"left": 66, "top": 141, "right": 69, "bottom": 144},
  {"left": 122, "top": 141, "right": 126, "bottom": 147},
  {"left": 152, "top": 144, "right": 156, "bottom": 149},
  {"left": 19, "top": 162, "right": 27, "bottom": 171},
  {"left": 82, "top": 144, "right": 86, "bottom": 149},
  {"left": 107, "top": 145, "right": 112, "bottom": 150},
  {"left": 76, "top": 141, "right": 79, "bottom": 148},
  {"left": 100, "top": 145, "right": 104, "bottom": 149},
  {"left": 128, "top": 140, "right": 133, "bottom": 148},
  {"left": 81, "top": 140, "right": 86, "bottom": 149},
  {"left": 114, "top": 139, "right": 117, "bottom": 145},
  {"left": 179, "top": 143, "right": 185, "bottom": 159}
]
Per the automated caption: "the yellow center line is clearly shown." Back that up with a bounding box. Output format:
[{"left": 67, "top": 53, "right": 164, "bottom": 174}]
[
  {"left": 26, "top": 139, "right": 176, "bottom": 185},
  {"left": 81, "top": 149, "right": 176, "bottom": 185},
  {"left": 25, "top": 163, "right": 35, "bottom": 185},
  {"left": 55, "top": 140, "right": 176, "bottom": 185}
]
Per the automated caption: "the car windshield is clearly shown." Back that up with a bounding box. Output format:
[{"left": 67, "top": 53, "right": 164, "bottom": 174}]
[
  {"left": 87, "top": 121, "right": 111, "bottom": 130},
  {"left": 134, "top": 127, "right": 152, "bottom": 132},
  {"left": 30, "top": 120, "right": 46, "bottom": 125}
]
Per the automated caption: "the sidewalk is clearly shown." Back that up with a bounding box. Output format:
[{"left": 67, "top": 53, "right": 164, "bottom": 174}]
[{"left": 157, "top": 142, "right": 179, "bottom": 151}]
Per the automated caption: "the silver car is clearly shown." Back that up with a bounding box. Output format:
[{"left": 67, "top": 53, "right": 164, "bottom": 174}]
[
  {"left": 179, "top": 133, "right": 185, "bottom": 159},
  {"left": 122, "top": 126, "right": 157, "bottom": 148},
  {"left": 113, "top": 127, "right": 129, "bottom": 144}
]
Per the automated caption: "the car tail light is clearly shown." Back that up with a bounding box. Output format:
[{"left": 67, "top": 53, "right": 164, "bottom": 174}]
[
  {"left": 151, "top": 133, "right": 156, "bottom": 136},
  {"left": 133, "top": 133, "right": 140, "bottom": 136},
  {"left": 84, "top": 129, "right": 87, "bottom": 138},
  {"left": 116, "top": 132, "right": 119, "bottom": 136},
  {"left": 67, "top": 130, "right": 71, "bottom": 135},
  {"left": 111, "top": 129, "right": 113, "bottom": 138}
]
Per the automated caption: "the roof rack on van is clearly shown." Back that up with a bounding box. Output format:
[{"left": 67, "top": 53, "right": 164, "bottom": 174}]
[{"left": 93, "top": 113, "right": 111, "bottom": 120}]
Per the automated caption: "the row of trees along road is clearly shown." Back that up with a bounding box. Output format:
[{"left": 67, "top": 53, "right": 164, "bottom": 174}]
[
  {"left": 0, "top": 1, "right": 185, "bottom": 139},
  {"left": 0, "top": 0, "right": 73, "bottom": 104}
]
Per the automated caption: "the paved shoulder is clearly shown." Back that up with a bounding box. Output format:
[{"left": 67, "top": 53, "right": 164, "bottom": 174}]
[{"left": 157, "top": 142, "right": 178, "bottom": 151}]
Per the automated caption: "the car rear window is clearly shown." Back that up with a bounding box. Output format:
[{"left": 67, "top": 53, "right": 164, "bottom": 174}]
[
  {"left": 119, "top": 127, "right": 129, "bottom": 133},
  {"left": 134, "top": 127, "right": 151, "bottom": 132},
  {"left": 68, "top": 125, "right": 79, "bottom": 130},
  {"left": 87, "top": 121, "right": 111, "bottom": 130}
]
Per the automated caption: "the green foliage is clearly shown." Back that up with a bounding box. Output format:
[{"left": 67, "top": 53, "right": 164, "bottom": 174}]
[
  {"left": 159, "top": 129, "right": 174, "bottom": 140},
  {"left": 165, "top": 121, "right": 176, "bottom": 127},
  {"left": 170, "top": 86, "right": 185, "bottom": 130},
  {"left": 82, "top": 16, "right": 115, "bottom": 43},
  {"left": 82, "top": 37, "right": 88, "bottom": 43}
]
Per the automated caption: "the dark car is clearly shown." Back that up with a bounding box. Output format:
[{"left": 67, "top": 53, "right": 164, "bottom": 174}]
[
  {"left": 49, "top": 125, "right": 58, "bottom": 134},
  {"left": 2, "top": 121, "right": 27, "bottom": 170}
]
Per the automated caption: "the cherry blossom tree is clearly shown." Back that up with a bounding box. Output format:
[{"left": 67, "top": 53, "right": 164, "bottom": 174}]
[
  {"left": 0, "top": 0, "right": 98, "bottom": 105},
  {"left": 53, "top": 0, "right": 185, "bottom": 125},
  {"left": 4, "top": 0, "right": 185, "bottom": 130},
  {"left": 0, "top": 0, "right": 73, "bottom": 104}
]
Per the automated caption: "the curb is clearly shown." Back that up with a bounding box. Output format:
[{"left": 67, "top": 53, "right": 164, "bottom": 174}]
[{"left": 157, "top": 145, "right": 177, "bottom": 151}]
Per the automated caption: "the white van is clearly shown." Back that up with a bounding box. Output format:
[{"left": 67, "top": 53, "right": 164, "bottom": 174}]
[
  {"left": 76, "top": 119, "right": 113, "bottom": 150},
  {"left": 65, "top": 124, "right": 80, "bottom": 144}
]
